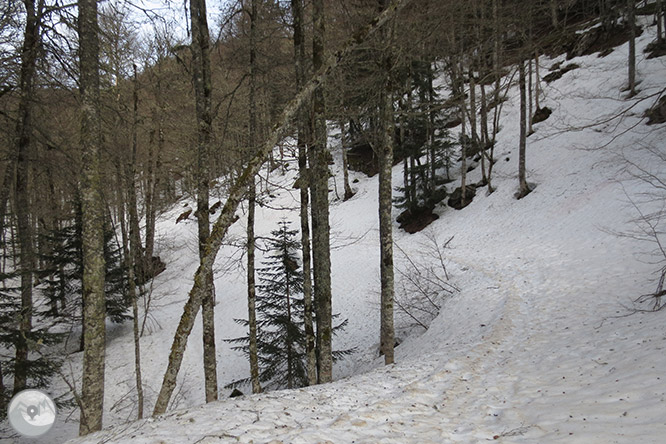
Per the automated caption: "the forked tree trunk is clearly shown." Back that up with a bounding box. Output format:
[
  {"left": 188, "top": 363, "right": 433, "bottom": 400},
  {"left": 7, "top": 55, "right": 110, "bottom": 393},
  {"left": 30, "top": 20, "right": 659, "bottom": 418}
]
[
  {"left": 152, "top": 0, "right": 411, "bottom": 414},
  {"left": 190, "top": 0, "right": 218, "bottom": 403},
  {"left": 78, "top": 0, "right": 106, "bottom": 434},
  {"left": 291, "top": 0, "right": 316, "bottom": 386}
]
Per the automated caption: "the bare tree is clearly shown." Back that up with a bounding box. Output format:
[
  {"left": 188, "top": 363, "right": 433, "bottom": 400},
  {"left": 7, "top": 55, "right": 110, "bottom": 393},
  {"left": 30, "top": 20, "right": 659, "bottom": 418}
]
[
  {"left": 291, "top": 0, "right": 317, "bottom": 385},
  {"left": 247, "top": 0, "right": 261, "bottom": 394},
  {"left": 189, "top": 0, "right": 218, "bottom": 403},
  {"left": 377, "top": 0, "right": 395, "bottom": 365},
  {"left": 12, "top": 0, "right": 44, "bottom": 395},
  {"left": 310, "top": 0, "right": 333, "bottom": 383},
  {"left": 152, "top": 0, "right": 412, "bottom": 415}
]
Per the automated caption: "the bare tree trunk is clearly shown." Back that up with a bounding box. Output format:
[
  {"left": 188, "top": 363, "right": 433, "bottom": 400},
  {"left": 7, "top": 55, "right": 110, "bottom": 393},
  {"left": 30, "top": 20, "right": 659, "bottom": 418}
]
[
  {"left": 378, "top": 0, "right": 395, "bottom": 365},
  {"left": 291, "top": 0, "right": 316, "bottom": 386},
  {"left": 657, "top": 0, "right": 664, "bottom": 41},
  {"left": 627, "top": 0, "right": 637, "bottom": 97},
  {"left": 190, "top": 0, "right": 218, "bottom": 404},
  {"left": 152, "top": 0, "right": 412, "bottom": 414},
  {"left": 246, "top": 0, "right": 261, "bottom": 395},
  {"left": 0, "top": 165, "right": 13, "bottom": 241},
  {"left": 528, "top": 57, "right": 533, "bottom": 134},
  {"left": 117, "top": 169, "right": 144, "bottom": 420},
  {"left": 128, "top": 65, "right": 144, "bottom": 283},
  {"left": 480, "top": 81, "right": 489, "bottom": 179},
  {"left": 78, "top": 0, "right": 106, "bottom": 434},
  {"left": 339, "top": 121, "right": 354, "bottom": 201},
  {"left": 534, "top": 49, "right": 541, "bottom": 111},
  {"left": 311, "top": 0, "right": 333, "bottom": 384},
  {"left": 518, "top": 58, "right": 529, "bottom": 198},
  {"left": 550, "top": 0, "right": 559, "bottom": 29},
  {"left": 12, "top": 0, "right": 43, "bottom": 395}
]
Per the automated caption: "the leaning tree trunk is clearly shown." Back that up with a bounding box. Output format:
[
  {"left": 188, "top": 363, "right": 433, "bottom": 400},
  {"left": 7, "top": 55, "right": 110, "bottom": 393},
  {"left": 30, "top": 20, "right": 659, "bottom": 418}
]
[
  {"left": 151, "top": 0, "right": 412, "bottom": 415},
  {"left": 12, "top": 0, "right": 43, "bottom": 395},
  {"left": 377, "top": 0, "right": 395, "bottom": 365},
  {"left": 190, "top": 0, "right": 218, "bottom": 403},
  {"left": 78, "top": 0, "right": 106, "bottom": 435},
  {"left": 310, "top": 0, "right": 333, "bottom": 384},
  {"left": 292, "top": 0, "right": 317, "bottom": 386}
]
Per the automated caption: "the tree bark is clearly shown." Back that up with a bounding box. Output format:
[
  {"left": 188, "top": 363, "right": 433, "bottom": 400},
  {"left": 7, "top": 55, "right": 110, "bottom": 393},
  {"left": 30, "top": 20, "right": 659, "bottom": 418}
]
[
  {"left": 310, "top": 0, "right": 333, "bottom": 384},
  {"left": 627, "top": 0, "right": 636, "bottom": 97},
  {"left": 291, "top": 0, "right": 317, "bottom": 386},
  {"left": 78, "top": 0, "right": 106, "bottom": 434},
  {"left": 190, "top": 0, "right": 218, "bottom": 404},
  {"left": 246, "top": 0, "right": 261, "bottom": 395},
  {"left": 12, "top": 0, "right": 43, "bottom": 395},
  {"left": 518, "top": 58, "right": 529, "bottom": 198},
  {"left": 340, "top": 121, "right": 354, "bottom": 201},
  {"left": 152, "top": 0, "right": 412, "bottom": 414},
  {"left": 117, "top": 168, "right": 144, "bottom": 420},
  {"left": 378, "top": 0, "right": 395, "bottom": 365},
  {"left": 128, "top": 65, "right": 144, "bottom": 283}
]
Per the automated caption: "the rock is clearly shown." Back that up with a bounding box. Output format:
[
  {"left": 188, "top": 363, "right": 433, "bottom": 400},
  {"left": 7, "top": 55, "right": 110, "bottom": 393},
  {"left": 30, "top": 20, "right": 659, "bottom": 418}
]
[
  {"left": 396, "top": 207, "right": 439, "bottom": 234},
  {"left": 230, "top": 389, "right": 244, "bottom": 398},
  {"left": 448, "top": 185, "right": 477, "bottom": 210},
  {"left": 176, "top": 209, "right": 192, "bottom": 224},
  {"left": 532, "top": 106, "right": 552, "bottom": 124}
]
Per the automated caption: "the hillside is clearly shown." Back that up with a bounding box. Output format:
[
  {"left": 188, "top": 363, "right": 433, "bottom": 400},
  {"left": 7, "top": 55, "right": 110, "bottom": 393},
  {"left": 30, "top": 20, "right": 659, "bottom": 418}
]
[{"left": 3, "top": 16, "right": 665, "bottom": 444}]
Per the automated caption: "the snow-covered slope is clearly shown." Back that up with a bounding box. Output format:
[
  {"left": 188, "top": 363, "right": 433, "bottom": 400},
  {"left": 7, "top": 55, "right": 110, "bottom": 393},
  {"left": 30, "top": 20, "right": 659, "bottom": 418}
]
[{"left": 9, "top": 19, "right": 666, "bottom": 444}]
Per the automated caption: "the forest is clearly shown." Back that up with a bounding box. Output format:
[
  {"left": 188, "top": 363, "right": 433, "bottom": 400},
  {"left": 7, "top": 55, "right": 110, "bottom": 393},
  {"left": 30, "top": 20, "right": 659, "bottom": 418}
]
[{"left": 1, "top": 0, "right": 666, "bottom": 441}]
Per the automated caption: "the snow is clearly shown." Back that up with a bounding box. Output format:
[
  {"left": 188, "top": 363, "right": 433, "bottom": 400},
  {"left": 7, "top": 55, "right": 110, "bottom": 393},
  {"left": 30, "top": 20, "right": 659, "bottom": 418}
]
[{"left": 3, "top": 19, "right": 666, "bottom": 444}]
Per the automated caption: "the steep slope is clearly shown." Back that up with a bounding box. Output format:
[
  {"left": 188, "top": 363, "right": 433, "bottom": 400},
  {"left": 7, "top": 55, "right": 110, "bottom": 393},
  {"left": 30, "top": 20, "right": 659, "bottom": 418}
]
[{"left": 7, "top": 19, "right": 666, "bottom": 444}]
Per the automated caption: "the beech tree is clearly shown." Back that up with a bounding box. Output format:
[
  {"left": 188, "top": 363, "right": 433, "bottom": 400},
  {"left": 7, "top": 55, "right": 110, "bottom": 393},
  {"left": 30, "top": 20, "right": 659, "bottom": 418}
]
[
  {"left": 190, "top": 0, "right": 218, "bottom": 403},
  {"left": 310, "top": 0, "right": 333, "bottom": 383},
  {"left": 152, "top": 0, "right": 412, "bottom": 415},
  {"left": 78, "top": 0, "right": 107, "bottom": 434}
]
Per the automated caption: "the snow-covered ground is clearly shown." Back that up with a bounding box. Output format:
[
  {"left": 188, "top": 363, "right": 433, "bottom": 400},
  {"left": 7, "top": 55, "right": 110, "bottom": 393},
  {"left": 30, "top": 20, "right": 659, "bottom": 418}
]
[{"left": 3, "top": 18, "right": 666, "bottom": 444}]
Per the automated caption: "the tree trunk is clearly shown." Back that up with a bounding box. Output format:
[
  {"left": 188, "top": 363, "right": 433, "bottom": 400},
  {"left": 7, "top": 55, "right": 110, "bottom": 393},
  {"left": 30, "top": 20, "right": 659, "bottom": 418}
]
[
  {"left": 518, "top": 58, "right": 529, "bottom": 198},
  {"left": 291, "top": 0, "right": 316, "bottom": 387},
  {"left": 311, "top": 0, "right": 333, "bottom": 384},
  {"left": 534, "top": 49, "right": 541, "bottom": 111},
  {"left": 340, "top": 121, "right": 354, "bottom": 201},
  {"left": 657, "top": 0, "right": 664, "bottom": 41},
  {"left": 117, "top": 169, "right": 144, "bottom": 420},
  {"left": 128, "top": 65, "right": 144, "bottom": 283},
  {"left": 78, "top": 0, "right": 106, "bottom": 434},
  {"left": 246, "top": 0, "right": 261, "bottom": 395},
  {"left": 627, "top": 0, "right": 636, "bottom": 97},
  {"left": 0, "top": 164, "right": 13, "bottom": 242},
  {"left": 151, "top": 0, "right": 411, "bottom": 414},
  {"left": 550, "top": 0, "right": 559, "bottom": 29},
  {"left": 528, "top": 58, "right": 534, "bottom": 134},
  {"left": 13, "top": 0, "right": 43, "bottom": 395},
  {"left": 190, "top": 0, "right": 218, "bottom": 404},
  {"left": 378, "top": 0, "right": 395, "bottom": 365}
]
